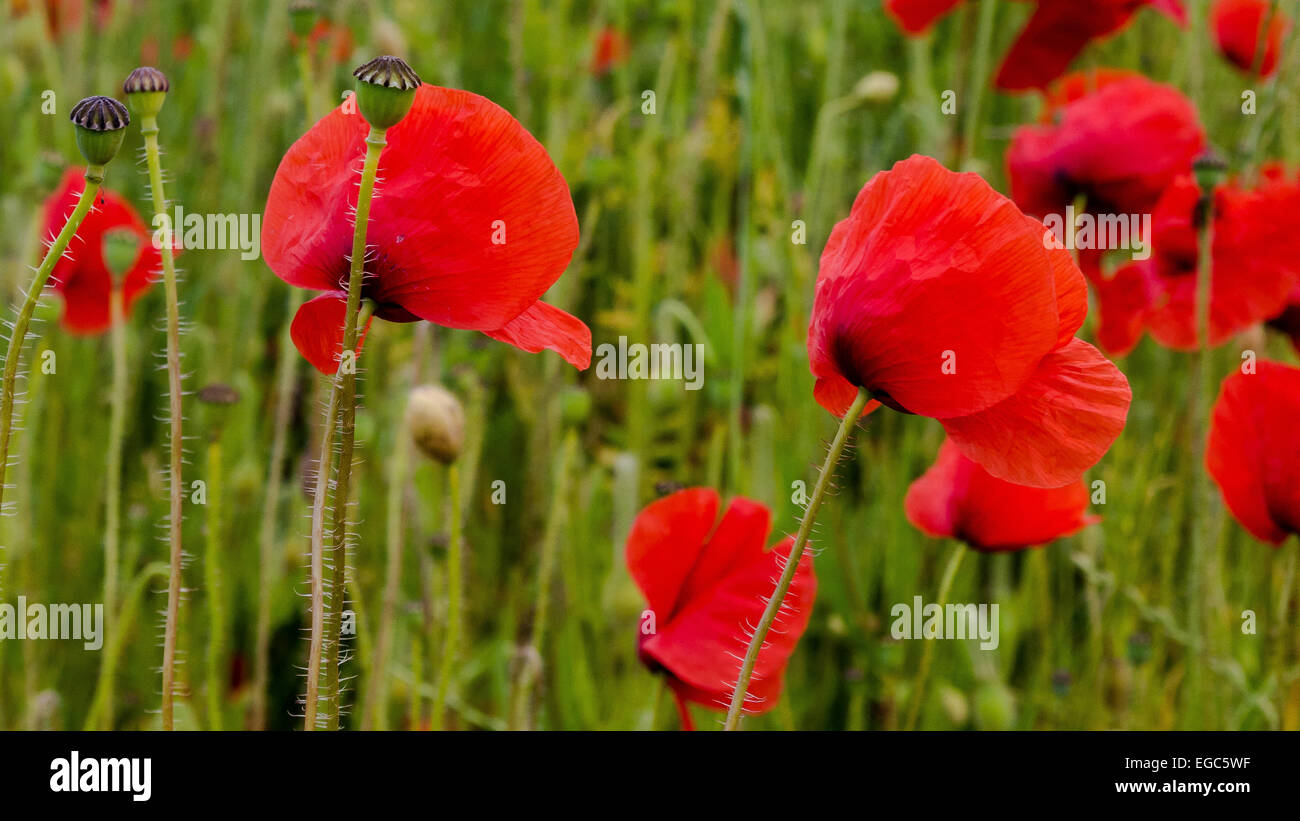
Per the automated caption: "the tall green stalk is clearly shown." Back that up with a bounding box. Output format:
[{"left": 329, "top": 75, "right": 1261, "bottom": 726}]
[
  {"left": 904, "top": 543, "right": 966, "bottom": 730},
  {"left": 724, "top": 387, "right": 871, "bottom": 729},
  {"left": 141, "top": 112, "right": 187, "bottom": 732},
  {"left": 306, "top": 126, "right": 385, "bottom": 731},
  {"left": 94, "top": 287, "right": 129, "bottom": 728},
  {"left": 432, "top": 464, "right": 463, "bottom": 730}
]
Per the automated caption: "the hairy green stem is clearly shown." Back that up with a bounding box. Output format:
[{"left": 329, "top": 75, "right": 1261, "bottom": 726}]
[
  {"left": 903, "top": 542, "right": 966, "bottom": 730},
  {"left": 93, "top": 287, "right": 128, "bottom": 728},
  {"left": 141, "top": 113, "right": 186, "bottom": 732},
  {"left": 723, "top": 387, "right": 870, "bottom": 730},
  {"left": 306, "top": 126, "right": 386, "bottom": 730},
  {"left": 432, "top": 463, "right": 463, "bottom": 730},
  {"left": 0, "top": 166, "right": 104, "bottom": 549}
]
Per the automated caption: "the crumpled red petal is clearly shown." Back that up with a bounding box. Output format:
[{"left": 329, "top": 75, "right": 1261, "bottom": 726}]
[
  {"left": 481, "top": 300, "right": 592, "bottom": 370},
  {"left": 289, "top": 291, "right": 374, "bottom": 375},
  {"left": 941, "top": 338, "right": 1131, "bottom": 488}
]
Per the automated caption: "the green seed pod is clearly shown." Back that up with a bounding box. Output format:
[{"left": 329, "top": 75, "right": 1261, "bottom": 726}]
[
  {"left": 1193, "top": 149, "right": 1227, "bottom": 192},
  {"left": 406, "top": 385, "right": 465, "bottom": 465},
  {"left": 122, "top": 66, "right": 169, "bottom": 120},
  {"left": 102, "top": 228, "right": 140, "bottom": 279},
  {"left": 289, "top": 0, "right": 319, "bottom": 37},
  {"left": 559, "top": 387, "right": 592, "bottom": 426},
  {"left": 70, "top": 96, "right": 129, "bottom": 166},
  {"left": 352, "top": 55, "right": 420, "bottom": 129}
]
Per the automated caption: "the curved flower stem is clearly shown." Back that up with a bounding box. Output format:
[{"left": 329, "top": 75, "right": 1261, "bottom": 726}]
[
  {"left": 0, "top": 165, "right": 104, "bottom": 553},
  {"left": 509, "top": 427, "right": 577, "bottom": 729},
  {"left": 143, "top": 113, "right": 186, "bottom": 732},
  {"left": 723, "top": 386, "right": 871, "bottom": 730},
  {"left": 903, "top": 542, "right": 966, "bottom": 731},
  {"left": 304, "top": 125, "right": 386, "bottom": 730},
  {"left": 93, "top": 287, "right": 128, "bottom": 728},
  {"left": 432, "top": 463, "right": 463, "bottom": 730}
]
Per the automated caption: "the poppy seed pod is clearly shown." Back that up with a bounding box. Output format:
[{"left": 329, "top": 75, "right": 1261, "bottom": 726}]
[
  {"left": 70, "top": 96, "right": 129, "bottom": 166},
  {"left": 352, "top": 55, "right": 420, "bottom": 129},
  {"left": 123, "top": 66, "right": 169, "bottom": 120},
  {"left": 405, "top": 385, "right": 465, "bottom": 464}
]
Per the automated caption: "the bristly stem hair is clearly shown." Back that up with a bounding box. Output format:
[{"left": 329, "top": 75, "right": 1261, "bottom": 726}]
[
  {"left": 304, "top": 125, "right": 385, "bottom": 730},
  {"left": 723, "top": 386, "right": 871, "bottom": 730}
]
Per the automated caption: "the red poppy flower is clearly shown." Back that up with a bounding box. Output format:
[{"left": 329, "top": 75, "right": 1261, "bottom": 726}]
[
  {"left": 807, "top": 154, "right": 1131, "bottom": 489},
  {"left": 1207, "top": 361, "right": 1300, "bottom": 546},
  {"left": 1211, "top": 0, "right": 1290, "bottom": 76},
  {"left": 292, "top": 18, "right": 354, "bottom": 65},
  {"left": 1106, "top": 172, "right": 1300, "bottom": 352},
  {"left": 885, "top": 1, "right": 1185, "bottom": 90},
  {"left": 40, "top": 167, "right": 160, "bottom": 334},
  {"left": 262, "top": 83, "right": 590, "bottom": 374},
  {"left": 1007, "top": 74, "right": 1205, "bottom": 221},
  {"left": 1038, "top": 68, "right": 1142, "bottom": 121},
  {"left": 590, "top": 26, "right": 629, "bottom": 76},
  {"left": 906, "top": 439, "right": 1098, "bottom": 551},
  {"left": 626, "top": 488, "right": 817, "bottom": 727}
]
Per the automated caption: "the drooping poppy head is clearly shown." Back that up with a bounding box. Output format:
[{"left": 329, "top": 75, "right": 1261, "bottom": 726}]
[
  {"left": 262, "top": 83, "right": 591, "bottom": 374},
  {"left": 625, "top": 488, "right": 817, "bottom": 725},
  {"left": 905, "top": 439, "right": 1099, "bottom": 551},
  {"left": 1210, "top": 0, "right": 1290, "bottom": 76},
  {"left": 807, "top": 154, "right": 1131, "bottom": 488},
  {"left": 40, "top": 167, "right": 160, "bottom": 334},
  {"left": 1007, "top": 74, "right": 1205, "bottom": 219},
  {"left": 993, "top": 0, "right": 1187, "bottom": 91},
  {"left": 1207, "top": 361, "right": 1300, "bottom": 546},
  {"left": 590, "top": 26, "right": 629, "bottom": 76},
  {"left": 1136, "top": 172, "right": 1300, "bottom": 350}
]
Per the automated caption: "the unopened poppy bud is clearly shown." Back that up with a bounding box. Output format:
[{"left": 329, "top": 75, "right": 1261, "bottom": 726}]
[
  {"left": 122, "top": 66, "right": 169, "bottom": 120},
  {"left": 853, "top": 70, "right": 899, "bottom": 104},
  {"left": 352, "top": 55, "right": 420, "bottom": 129},
  {"left": 289, "top": 0, "right": 318, "bottom": 37},
  {"left": 405, "top": 384, "right": 465, "bottom": 464},
  {"left": 559, "top": 386, "right": 591, "bottom": 426},
  {"left": 70, "top": 96, "right": 129, "bottom": 166}
]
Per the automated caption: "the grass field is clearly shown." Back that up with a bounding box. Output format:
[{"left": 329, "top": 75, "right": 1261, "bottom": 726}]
[{"left": 0, "top": 0, "right": 1297, "bottom": 731}]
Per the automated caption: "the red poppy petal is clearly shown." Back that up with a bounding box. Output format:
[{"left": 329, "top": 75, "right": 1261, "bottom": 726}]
[
  {"left": 1207, "top": 362, "right": 1300, "bottom": 545},
  {"left": 809, "top": 155, "right": 1060, "bottom": 420},
  {"left": 289, "top": 291, "right": 373, "bottom": 374},
  {"left": 884, "top": 0, "right": 963, "bottom": 34},
  {"left": 941, "top": 338, "right": 1131, "bottom": 488},
  {"left": 641, "top": 536, "right": 816, "bottom": 715},
  {"left": 1092, "top": 261, "right": 1156, "bottom": 357},
  {"left": 907, "top": 440, "right": 1097, "bottom": 551},
  {"left": 625, "top": 488, "right": 721, "bottom": 619},
  {"left": 1031, "top": 213, "right": 1089, "bottom": 345},
  {"left": 676, "top": 497, "right": 772, "bottom": 609},
  {"left": 480, "top": 300, "right": 592, "bottom": 369},
  {"left": 995, "top": 1, "right": 1124, "bottom": 91}
]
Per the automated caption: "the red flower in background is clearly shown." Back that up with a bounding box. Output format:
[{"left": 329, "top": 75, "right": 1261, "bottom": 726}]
[
  {"left": 40, "top": 168, "right": 160, "bottom": 334},
  {"left": 1266, "top": 283, "right": 1300, "bottom": 352},
  {"left": 626, "top": 488, "right": 816, "bottom": 728},
  {"left": 906, "top": 439, "right": 1098, "bottom": 551},
  {"left": 591, "top": 26, "right": 628, "bottom": 76},
  {"left": 294, "top": 17, "right": 355, "bottom": 65},
  {"left": 262, "top": 84, "right": 591, "bottom": 374},
  {"left": 885, "top": 1, "right": 1186, "bottom": 90},
  {"left": 1207, "top": 361, "right": 1300, "bottom": 546},
  {"left": 1094, "top": 169, "right": 1300, "bottom": 354},
  {"left": 1008, "top": 73, "right": 1205, "bottom": 223},
  {"left": 807, "top": 155, "right": 1131, "bottom": 489},
  {"left": 1211, "top": 0, "right": 1289, "bottom": 76}
]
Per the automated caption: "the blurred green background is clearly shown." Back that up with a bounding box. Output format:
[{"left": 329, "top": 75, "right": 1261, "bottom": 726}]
[{"left": 0, "top": 0, "right": 1296, "bottom": 730}]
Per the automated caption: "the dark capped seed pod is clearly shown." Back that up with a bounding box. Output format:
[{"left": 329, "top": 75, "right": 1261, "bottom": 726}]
[
  {"left": 70, "top": 96, "right": 129, "bottom": 165},
  {"left": 351, "top": 55, "right": 421, "bottom": 129},
  {"left": 123, "top": 66, "right": 170, "bottom": 94}
]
